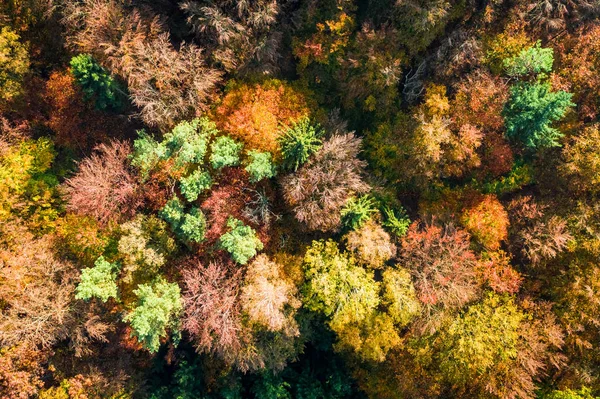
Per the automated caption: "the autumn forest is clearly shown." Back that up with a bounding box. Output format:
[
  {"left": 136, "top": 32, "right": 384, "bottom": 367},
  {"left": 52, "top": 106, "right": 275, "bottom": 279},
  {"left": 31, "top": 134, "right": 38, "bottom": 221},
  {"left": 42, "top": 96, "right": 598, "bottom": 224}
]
[{"left": 1, "top": 0, "right": 600, "bottom": 398}]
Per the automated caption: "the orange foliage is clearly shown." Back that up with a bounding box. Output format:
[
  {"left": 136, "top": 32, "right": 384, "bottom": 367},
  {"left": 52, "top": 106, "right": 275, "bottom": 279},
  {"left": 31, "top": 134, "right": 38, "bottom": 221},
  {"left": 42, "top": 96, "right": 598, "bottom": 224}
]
[
  {"left": 44, "top": 71, "right": 128, "bottom": 151},
  {"left": 0, "top": 344, "right": 47, "bottom": 399},
  {"left": 214, "top": 80, "right": 311, "bottom": 155},
  {"left": 461, "top": 194, "right": 509, "bottom": 250},
  {"left": 452, "top": 71, "right": 509, "bottom": 134}
]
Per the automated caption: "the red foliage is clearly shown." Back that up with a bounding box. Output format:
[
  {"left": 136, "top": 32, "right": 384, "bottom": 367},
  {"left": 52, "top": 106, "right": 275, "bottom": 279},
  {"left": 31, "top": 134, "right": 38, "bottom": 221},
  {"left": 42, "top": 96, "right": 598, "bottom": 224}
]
[
  {"left": 200, "top": 168, "right": 253, "bottom": 244},
  {"left": 452, "top": 71, "right": 509, "bottom": 134},
  {"left": 64, "top": 140, "right": 142, "bottom": 225},
  {"left": 480, "top": 132, "right": 514, "bottom": 177},
  {"left": 400, "top": 222, "right": 479, "bottom": 309},
  {"left": 476, "top": 251, "right": 522, "bottom": 294}
]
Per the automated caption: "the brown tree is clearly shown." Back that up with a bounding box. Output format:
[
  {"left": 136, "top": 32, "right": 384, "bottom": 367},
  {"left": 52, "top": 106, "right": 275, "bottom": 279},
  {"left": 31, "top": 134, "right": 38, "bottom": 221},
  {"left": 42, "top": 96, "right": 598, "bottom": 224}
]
[
  {"left": 62, "top": 0, "right": 222, "bottom": 129},
  {"left": 507, "top": 196, "right": 572, "bottom": 266},
  {"left": 180, "top": 0, "right": 282, "bottom": 74},
  {"left": 240, "top": 254, "right": 300, "bottom": 333},
  {"left": 281, "top": 133, "right": 369, "bottom": 232},
  {"left": 0, "top": 221, "right": 77, "bottom": 350}
]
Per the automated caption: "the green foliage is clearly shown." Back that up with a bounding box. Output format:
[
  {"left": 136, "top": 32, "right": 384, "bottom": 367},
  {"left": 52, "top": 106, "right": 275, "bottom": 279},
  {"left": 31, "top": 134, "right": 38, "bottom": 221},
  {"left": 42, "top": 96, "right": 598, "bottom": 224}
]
[
  {"left": 503, "top": 82, "right": 574, "bottom": 149},
  {"left": 481, "top": 161, "right": 535, "bottom": 195},
  {"left": 210, "top": 136, "right": 243, "bottom": 169},
  {"left": 164, "top": 118, "right": 218, "bottom": 166},
  {"left": 340, "top": 195, "right": 377, "bottom": 231},
  {"left": 503, "top": 41, "right": 554, "bottom": 78},
  {"left": 179, "top": 169, "right": 213, "bottom": 202},
  {"left": 130, "top": 131, "right": 167, "bottom": 177},
  {"left": 301, "top": 240, "right": 398, "bottom": 361},
  {"left": 75, "top": 256, "right": 120, "bottom": 302},
  {"left": 179, "top": 207, "right": 207, "bottom": 243},
  {"left": 278, "top": 117, "right": 323, "bottom": 171},
  {"left": 131, "top": 118, "right": 218, "bottom": 176},
  {"left": 159, "top": 196, "right": 186, "bottom": 232},
  {"left": 245, "top": 150, "right": 277, "bottom": 183},
  {"left": 302, "top": 240, "right": 379, "bottom": 323},
  {"left": 159, "top": 197, "right": 206, "bottom": 243},
  {"left": 124, "top": 277, "right": 183, "bottom": 353},
  {"left": 70, "top": 54, "right": 123, "bottom": 110},
  {"left": 381, "top": 206, "right": 410, "bottom": 237},
  {"left": 219, "top": 217, "right": 263, "bottom": 264},
  {"left": 0, "top": 26, "right": 29, "bottom": 104},
  {"left": 251, "top": 373, "right": 291, "bottom": 399}
]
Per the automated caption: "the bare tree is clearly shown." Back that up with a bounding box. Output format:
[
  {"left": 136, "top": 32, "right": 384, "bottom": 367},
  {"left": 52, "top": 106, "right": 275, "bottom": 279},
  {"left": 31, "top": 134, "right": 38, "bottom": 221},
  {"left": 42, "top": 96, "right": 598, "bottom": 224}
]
[
  {"left": 240, "top": 254, "right": 299, "bottom": 333},
  {"left": 64, "top": 140, "right": 141, "bottom": 226},
  {"left": 182, "top": 261, "right": 245, "bottom": 365},
  {"left": 180, "top": 0, "right": 281, "bottom": 74},
  {"left": 0, "top": 220, "right": 108, "bottom": 354},
  {"left": 507, "top": 196, "right": 572, "bottom": 266}
]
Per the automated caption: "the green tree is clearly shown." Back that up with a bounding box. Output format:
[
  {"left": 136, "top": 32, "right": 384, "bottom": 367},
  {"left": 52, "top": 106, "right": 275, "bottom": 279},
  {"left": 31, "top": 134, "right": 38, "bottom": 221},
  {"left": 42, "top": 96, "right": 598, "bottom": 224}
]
[
  {"left": 251, "top": 373, "right": 291, "bottom": 399},
  {"left": 278, "top": 117, "right": 323, "bottom": 171},
  {"left": 131, "top": 118, "right": 218, "bottom": 176},
  {"left": 302, "top": 240, "right": 400, "bottom": 361},
  {"left": 179, "top": 169, "right": 213, "bottom": 202},
  {"left": 219, "top": 217, "right": 263, "bottom": 264},
  {"left": 163, "top": 118, "right": 218, "bottom": 166},
  {"left": 210, "top": 136, "right": 243, "bottom": 169},
  {"left": 179, "top": 207, "right": 207, "bottom": 243},
  {"left": 503, "top": 82, "right": 574, "bottom": 149},
  {"left": 159, "top": 197, "right": 206, "bottom": 243},
  {"left": 124, "top": 277, "right": 183, "bottom": 353},
  {"left": 0, "top": 26, "right": 29, "bottom": 105},
  {"left": 0, "top": 137, "right": 61, "bottom": 232},
  {"left": 340, "top": 195, "right": 377, "bottom": 231},
  {"left": 70, "top": 54, "right": 123, "bottom": 110},
  {"left": 159, "top": 196, "right": 185, "bottom": 232},
  {"left": 503, "top": 41, "right": 554, "bottom": 78},
  {"left": 75, "top": 256, "right": 120, "bottom": 302},
  {"left": 245, "top": 150, "right": 276, "bottom": 183},
  {"left": 302, "top": 240, "right": 379, "bottom": 321},
  {"left": 542, "top": 388, "right": 600, "bottom": 399},
  {"left": 382, "top": 206, "right": 411, "bottom": 237}
]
